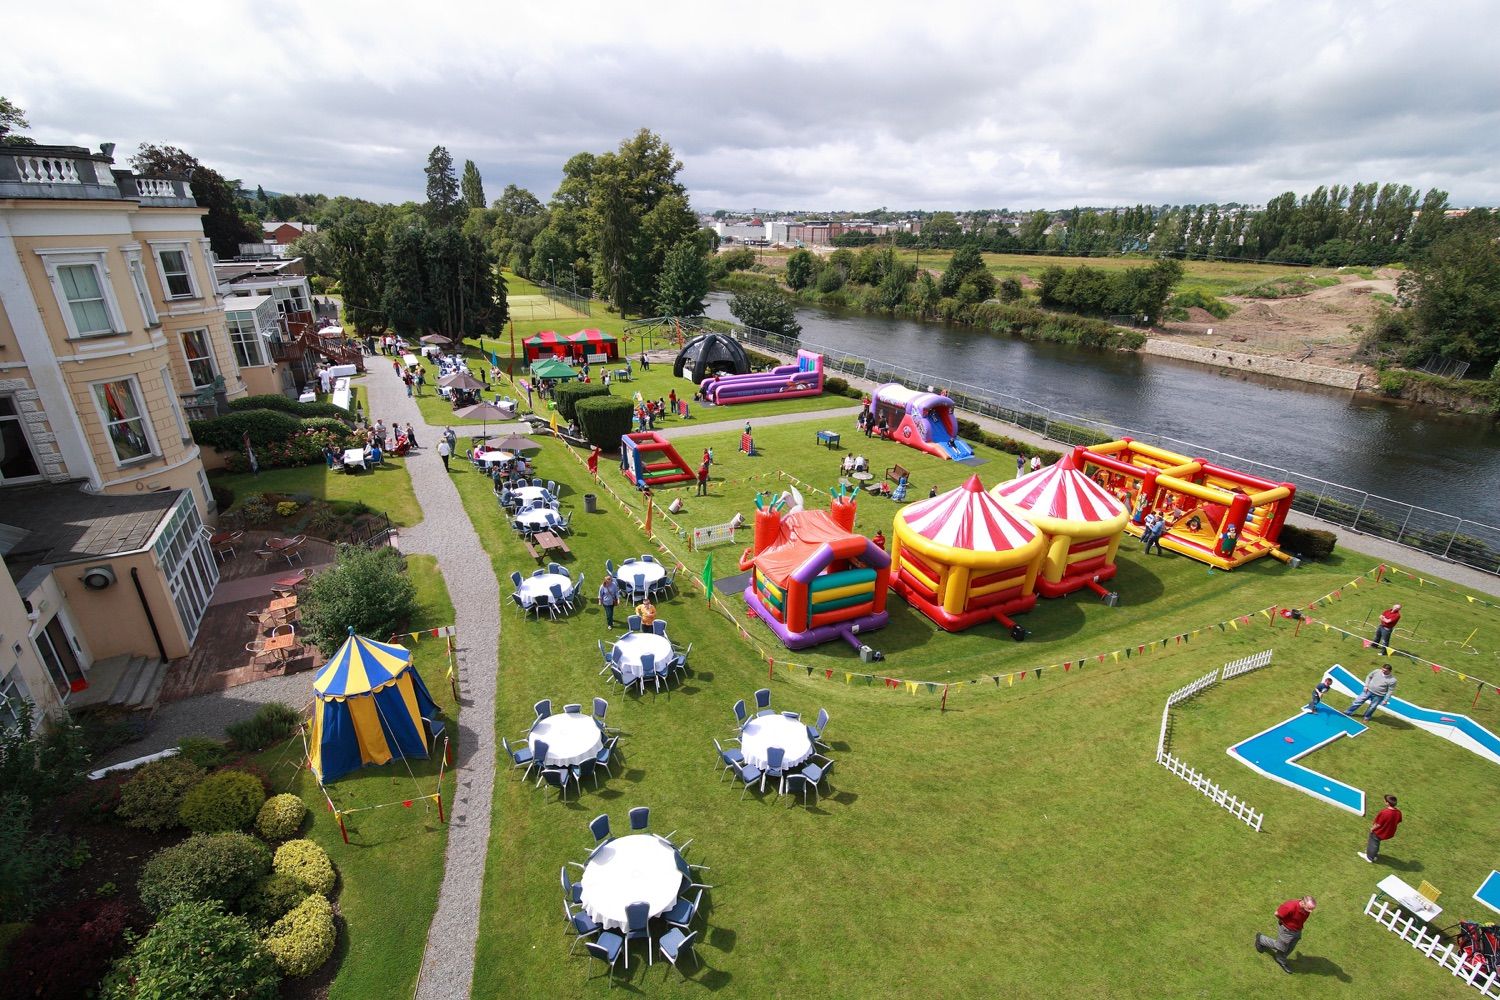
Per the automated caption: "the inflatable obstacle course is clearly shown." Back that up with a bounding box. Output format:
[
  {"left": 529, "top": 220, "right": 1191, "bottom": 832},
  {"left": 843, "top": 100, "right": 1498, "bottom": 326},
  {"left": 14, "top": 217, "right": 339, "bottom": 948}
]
[
  {"left": 619, "top": 431, "right": 696, "bottom": 488},
  {"left": 869, "top": 384, "right": 974, "bottom": 461},
  {"left": 701, "top": 349, "right": 825, "bottom": 405},
  {"left": 992, "top": 453, "right": 1128, "bottom": 602}
]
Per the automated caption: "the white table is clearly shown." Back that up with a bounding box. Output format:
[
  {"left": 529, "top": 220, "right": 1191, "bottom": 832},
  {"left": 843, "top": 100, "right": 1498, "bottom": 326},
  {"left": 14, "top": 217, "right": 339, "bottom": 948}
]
[
  {"left": 342, "top": 448, "right": 367, "bottom": 471},
  {"left": 516, "top": 572, "right": 572, "bottom": 606},
  {"left": 739, "top": 713, "right": 813, "bottom": 771},
  {"left": 1377, "top": 874, "right": 1442, "bottom": 922},
  {"left": 298, "top": 391, "right": 317, "bottom": 404},
  {"left": 612, "top": 631, "right": 674, "bottom": 683},
  {"left": 528, "top": 713, "right": 602, "bottom": 767},
  {"left": 514, "top": 509, "right": 564, "bottom": 533},
  {"left": 402, "top": 353, "right": 421, "bottom": 367},
  {"left": 512, "top": 486, "right": 553, "bottom": 506},
  {"left": 580, "top": 834, "right": 685, "bottom": 930},
  {"left": 619, "top": 560, "right": 665, "bottom": 597}
]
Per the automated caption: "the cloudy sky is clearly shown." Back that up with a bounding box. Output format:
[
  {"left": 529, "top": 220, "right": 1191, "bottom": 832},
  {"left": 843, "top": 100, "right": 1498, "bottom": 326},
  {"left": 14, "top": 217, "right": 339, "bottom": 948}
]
[{"left": 10, "top": 1, "right": 1500, "bottom": 211}]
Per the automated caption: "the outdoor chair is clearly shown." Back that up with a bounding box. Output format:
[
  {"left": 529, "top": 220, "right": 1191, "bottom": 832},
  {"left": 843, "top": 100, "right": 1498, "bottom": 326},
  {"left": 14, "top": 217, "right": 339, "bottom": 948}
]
[
  {"left": 732, "top": 759, "right": 765, "bottom": 800},
  {"left": 593, "top": 697, "right": 611, "bottom": 729},
  {"left": 595, "top": 736, "right": 620, "bottom": 778},
  {"left": 534, "top": 699, "right": 552, "bottom": 720},
  {"left": 783, "top": 772, "right": 814, "bottom": 807},
  {"left": 547, "top": 480, "right": 557, "bottom": 494},
  {"left": 571, "top": 573, "right": 586, "bottom": 609},
  {"left": 509, "top": 592, "right": 528, "bottom": 612},
  {"left": 550, "top": 582, "right": 573, "bottom": 614},
  {"left": 663, "top": 889, "right": 704, "bottom": 930},
  {"left": 713, "top": 738, "right": 743, "bottom": 780},
  {"left": 533, "top": 477, "right": 543, "bottom": 488},
  {"left": 650, "top": 657, "right": 672, "bottom": 699},
  {"left": 781, "top": 710, "right": 801, "bottom": 721},
  {"left": 244, "top": 638, "right": 275, "bottom": 667},
  {"left": 531, "top": 568, "right": 547, "bottom": 577},
  {"left": 539, "top": 764, "right": 573, "bottom": 800},
  {"left": 732, "top": 699, "right": 748, "bottom": 730},
  {"left": 627, "top": 614, "right": 643, "bottom": 633},
  {"left": 676, "top": 642, "right": 693, "bottom": 675},
  {"left": 562, "top": 510, "right": 573, "bottom": 533},
  {"left": 807, "top": 708, "right": 831, "bottom": 748},
  {"left": 658, "top": 928, "right": 699, "bottom": 976},
  {"left": 658, "top": 569, "right": 676, "bottom": 598},
  {"left": 573, "top": 757, "right": 600, "bottom": 791},
  {"left": 622, "top": 901, "right": 652, "bottom": 968},
  {"left": 596, "top": 640, "right": 613, "bottom": 673},
  {"left": 764, "top": 746, "right": 787, "bottom": 794},
  {"left": 802, "top": 754, "right": 835, "bottom": 802},
  {"left": 510, "top": 571, "right": 524, "bottom": 589},
  {"left": 533, "top": 594, "right": 557, "bottom": 620},
  {"left": 605, "top": 558, "right": 617, "bottom": 577},
  {"left": 589, "top": 813, "right": 612, "bottom": 846},
  {"left": 548, "top": 562, "right": 566, "bottom": 576},
  {"left": 584, "top": 932, "right": 627, "bottom": 985},
  {"left": 753, "top": 687, "right": 773, "bottom": 715},
  {"left": 560, "top": 865, "right": 584, "bottom": 905},
  {"left": 563, "top": 703, "right": 583, "bottom": 714},
  {"left": 568, "top": 908, "right": 602, "bottom": 954},
  {"left": 652, "top": 619, "right": 668, "bottom": 637},
  {"left": 641, "top": 554, "right": 656, "bottom": 563},
  {"left": 629, "top": 806, "right": 649, "bottom": 832},
  {"left": 212, "top": 530, "right": 244, "bottom": 563},
  {"left": 503, "top": 737, "right": 536, "bottom": 780}
]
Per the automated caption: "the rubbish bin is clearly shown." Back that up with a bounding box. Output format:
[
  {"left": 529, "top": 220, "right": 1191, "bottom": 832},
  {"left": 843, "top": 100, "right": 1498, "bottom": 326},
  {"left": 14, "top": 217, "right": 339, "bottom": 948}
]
[{"left": 584, "top": 493, "right": 598, "bottom": 514}]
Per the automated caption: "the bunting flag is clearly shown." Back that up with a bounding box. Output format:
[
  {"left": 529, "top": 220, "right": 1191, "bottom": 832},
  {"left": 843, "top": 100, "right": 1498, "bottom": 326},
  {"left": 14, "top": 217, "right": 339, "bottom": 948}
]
[{"left": 644, "top": 494, "right": 653, "bottom": 536}]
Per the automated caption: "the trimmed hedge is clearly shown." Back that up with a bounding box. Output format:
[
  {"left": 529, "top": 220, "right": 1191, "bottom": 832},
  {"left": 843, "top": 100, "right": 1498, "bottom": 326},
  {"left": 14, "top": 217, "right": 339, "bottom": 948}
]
[
  {"left": 228, "top": 394, "right": 349, "bottom": 420},
  {"left": 101, "top": 901, "right": 278, "bottom": 1000},
  {"left": 262, "top": 894, "right": 336, "bottom": 978},
  {"left": 179, "top": 770, "right": 266, "bottom": 834},
  {"left": 255, "top": 794, "right": 307, "bottom": 841},
  {"left": 241, "top": 872, "right": 310, "bottom": 929},
  {"left": 116, "top": 757, "right": 205, "bottom": 833},
  {"left": 574, "top": 395, "right": 635, "bottom": 451},
  {"left": 138, "top": 832, "right": 271, "bottom": 915},
  {"left": 226, "top": 703, "right": 302, "bottom": 753},
  {"left": 189, "top": 409, "right": 301, "bottom": 450},
  {"left": 191, "top": 410, "right": 358, "bottom": 473},
  {"left": 273, "top": 839, "right": 336, "bottom": 896},
  {"left": 177, "top": 737, "right": 234, "bottom": 770},
  {"left": 553, "top": 382, "right": 611, "bottom": 422},
  {"left": 1280, "top": 524, "right": 1338, "bottom": 561}
]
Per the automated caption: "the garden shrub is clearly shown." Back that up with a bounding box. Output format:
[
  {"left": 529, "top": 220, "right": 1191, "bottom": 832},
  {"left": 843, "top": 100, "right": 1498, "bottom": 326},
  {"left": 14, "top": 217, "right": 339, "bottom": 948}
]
[
  {"left": 189, "top": 409, "right": 301, "bottom": 451},
  {"left": 241, "top": 872, "right": 311, "bottom": 928},
  {"left": 552, "top": 382, "right": 611, "bottom": 422},
  {"left": 228, "top": 394, "right": 348, "bottom": 420},
  {"left": 1280, "top": 524, "right": 1338, "bottom": 561},
  {"left": 179, "top": 770, "right": 266, "bottom": 833},
  {"left": 138, "top": 832, "right": 271, "bottom": 915},
  {"left": 275, "top": 500, "right": 299, "bottom": 517},
  {"left": 274, "top": 839, "right": 336, "bottom": 895},
  {"left": 574, "top": 395, "right": 635, "bottom": 451},
  {"left": 176, "top": 737, "right": 233, "bottom": 770},
  {"left": 101, "top": 901, "right": 279, "bottom": 1000},
  {"left": 255, "top": 794, "right": 307, "bottom": 841},
  {"left": 224, "top": 703, "right": 300, "bottom": 755},
  {"left": 262, "top": 894, "right": 336, "bottom": 978},
  {"left": 221, "top": 426, "right": 357, "bottom": 473},
  {"left": 238, "top": 494, "right": 272, "bottom": 526},
  {"left": 4, "top": 898, "right": 130, "bottom": 1000},
  {"left": 0, "top": 794, "right": 66, "bottom": 922},
  {"left": 116, "top": 757, "right": 205, "bottom": 832},
  {"left": 300, "top": 545, "right": 415, "bottom": 655}
]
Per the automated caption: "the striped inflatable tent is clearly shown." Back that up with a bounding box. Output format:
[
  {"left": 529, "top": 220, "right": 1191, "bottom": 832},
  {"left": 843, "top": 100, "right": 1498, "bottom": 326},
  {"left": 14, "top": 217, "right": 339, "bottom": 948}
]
[
  {"left": 890, "top": 474, "right": 1046, "bottom": 632},
  {"left": 991, "top": 454, "right": 1128, "bottom": 598},
  {"left": 309, "top": 629, "right": 440, "bottom": 783}
]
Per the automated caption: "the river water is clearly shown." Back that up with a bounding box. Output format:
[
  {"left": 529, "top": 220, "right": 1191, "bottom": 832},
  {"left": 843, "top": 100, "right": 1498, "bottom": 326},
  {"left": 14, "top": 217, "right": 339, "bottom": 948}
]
[{"left": 704, "top": 293, "right": 1500, "bottom": 527}]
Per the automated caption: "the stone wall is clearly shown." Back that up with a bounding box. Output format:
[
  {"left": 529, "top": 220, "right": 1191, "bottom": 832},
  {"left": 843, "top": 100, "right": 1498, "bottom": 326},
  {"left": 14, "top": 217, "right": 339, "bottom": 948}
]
[{"left": 1140, "top": 339, "right": 1364, "bottom": 390}]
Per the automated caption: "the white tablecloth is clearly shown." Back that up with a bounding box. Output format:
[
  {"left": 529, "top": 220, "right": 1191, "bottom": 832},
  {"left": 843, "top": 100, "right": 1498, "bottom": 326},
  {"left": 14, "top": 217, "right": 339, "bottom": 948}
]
[
  {"left": 739, "top": 714, "right": 813, "bottom": 770},
  {"left": 342, "top": 449, "right": 367, "bottom": 470},
  {"left": 528, "top": 713, "right": 602, "bottom": 767},
  {"left": 516, "top": 573, "right": 572, "bottom": 605},
  {"left": 580, "top": 834, "right": 684, "bottom": 930},
  {"left": 619, "top": 561, "right": 665, "bottom": 595},
  {"left": 402, "top": 353, "right": 421, "bottom": 367},
  {"left": 514, "top": 509, "right": 563, "bottom": 532},
  {"left": 512, "top": 486, "right": 553, "bottom": 506},
  {"left": 613, "top": 631, "right": 673, "bottom": 683}
]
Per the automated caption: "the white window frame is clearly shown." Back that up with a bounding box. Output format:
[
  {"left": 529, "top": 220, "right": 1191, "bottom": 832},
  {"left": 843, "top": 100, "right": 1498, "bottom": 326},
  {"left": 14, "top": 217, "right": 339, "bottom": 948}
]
[
  {"left": 88, "top": 375, "right": 159, "bottom": 467},
  {"left": 227, "top": 310, "right": 268, "bottom": 367},
  {"left": 125, "top": 251, "right": 159, "bottom": 326},
  {"left": 162, "top": 366, "right": 190, "bottom": 440},
  {"left": 36, "top": 249, "right": 127, "bottom": 339},
  {"left": 0, "top": 394, "right": 44, "bottom": 484},
  {"left": 0, "top": 666, "right": 35, "bottom": 731},
  {"left": 150, "top": 241, "right": 199, "bottom": 300},
  {"left": 179, "top": 327, "right": 218, "bottom": 390}
]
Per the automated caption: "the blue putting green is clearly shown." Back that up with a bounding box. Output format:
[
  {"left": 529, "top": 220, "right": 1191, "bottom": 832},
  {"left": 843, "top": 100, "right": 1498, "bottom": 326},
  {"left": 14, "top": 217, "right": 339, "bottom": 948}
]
[
  {"left": 1326, "top": 664, "right": 1500, "bottom": 767},
  {"left": 1227, "top": 705, "right": 1368, "bottom": 815},
  {"left": 1474, "top": 870, "right": 1500, "bottom": 917}
]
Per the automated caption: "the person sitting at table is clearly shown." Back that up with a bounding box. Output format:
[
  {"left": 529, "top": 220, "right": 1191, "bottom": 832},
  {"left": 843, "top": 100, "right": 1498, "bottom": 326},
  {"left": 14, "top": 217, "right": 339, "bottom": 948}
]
[
  {"left": 841, "top": 454, "right": 856, "bottom": 475},
  {"left": 635, "top": 597, "right": 657, "bottom": 627},
  {"left": 368, "top": 441, "right": 383, "bottom": 466}
]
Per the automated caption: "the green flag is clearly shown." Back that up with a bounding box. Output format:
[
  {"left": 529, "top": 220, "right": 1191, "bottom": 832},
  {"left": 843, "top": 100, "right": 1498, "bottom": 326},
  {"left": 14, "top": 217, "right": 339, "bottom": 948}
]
[{"left": 702, "top": 553, "right": 713, "bottom": 601}]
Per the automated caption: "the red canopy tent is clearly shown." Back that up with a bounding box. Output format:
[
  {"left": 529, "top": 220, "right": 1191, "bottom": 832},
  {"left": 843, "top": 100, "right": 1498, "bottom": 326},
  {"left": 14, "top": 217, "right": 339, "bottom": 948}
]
[
  {"left": 566, "top": 329, "right": 619, "bottom": 361},
  {"left": 523, "top": 330, "right": 565, "bottom": 361}
]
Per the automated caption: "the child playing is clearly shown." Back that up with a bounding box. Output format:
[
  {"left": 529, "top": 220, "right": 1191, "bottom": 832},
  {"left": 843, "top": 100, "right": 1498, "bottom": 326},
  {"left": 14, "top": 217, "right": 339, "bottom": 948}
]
[{"left": 1304, "top": 677, "right": 1334, "bottom": 714}]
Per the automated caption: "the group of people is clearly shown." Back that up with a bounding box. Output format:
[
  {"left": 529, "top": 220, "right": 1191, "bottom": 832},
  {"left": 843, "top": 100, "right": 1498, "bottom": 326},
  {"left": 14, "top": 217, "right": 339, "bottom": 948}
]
[
  {"left": 328, "top": 418, "right": 417, "bottom": 470},
  {"left": 636, "top": 396, "right": 676, "bottom": 430},
  {"left": 594, "top": 575, "right": 657, "bottom": 630},
  {"left": 857, "top": 407, "right": 888, "bottom": 439}
]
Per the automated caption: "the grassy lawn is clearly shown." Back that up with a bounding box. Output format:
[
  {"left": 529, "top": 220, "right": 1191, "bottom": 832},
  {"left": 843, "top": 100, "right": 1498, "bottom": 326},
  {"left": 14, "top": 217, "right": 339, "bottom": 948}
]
[
  {"left": 251, "top": 555, "right": 457, "bottom": 1000},
  {"left": 210, "top": 455, "right": 423, "bottom": 527},
  {"left": 448, "top": 406, "right": 1500, "bottom": 996}
]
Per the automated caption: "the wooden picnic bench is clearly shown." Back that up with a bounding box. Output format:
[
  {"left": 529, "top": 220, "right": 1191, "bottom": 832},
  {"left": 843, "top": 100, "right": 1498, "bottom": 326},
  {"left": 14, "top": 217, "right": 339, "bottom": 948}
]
[
  {"left": 521, "top": 538, "right": 541, "bottom": 560},
  {"left": 534, "top": 530, "right": 571, "bottom": 558},
  {"left": 885, "top": 463, "right": 910, "bottom": 484}
]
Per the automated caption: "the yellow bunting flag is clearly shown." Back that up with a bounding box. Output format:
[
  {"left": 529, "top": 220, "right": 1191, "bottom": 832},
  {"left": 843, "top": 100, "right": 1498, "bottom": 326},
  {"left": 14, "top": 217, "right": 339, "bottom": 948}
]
[
  {"left": 1112, "top": 651, "right": 1120, "bottom": 662},
  {"left": 1007, "top": 674, "right": 1014, "bottom": 687}
]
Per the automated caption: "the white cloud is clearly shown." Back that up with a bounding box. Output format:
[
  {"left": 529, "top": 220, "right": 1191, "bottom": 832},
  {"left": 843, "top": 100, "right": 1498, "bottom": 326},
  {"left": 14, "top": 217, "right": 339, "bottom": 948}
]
[{"left": 7, "top": 0, "right": 1499, "bottom": 209}]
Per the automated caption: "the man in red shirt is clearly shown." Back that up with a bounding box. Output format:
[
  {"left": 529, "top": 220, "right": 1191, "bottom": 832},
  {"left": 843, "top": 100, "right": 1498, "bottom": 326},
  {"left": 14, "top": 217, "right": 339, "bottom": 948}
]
[
  {"left": 696, "top": 461, "right": 710, "bottom": 496},
  {"left": 1360, "top": 794, "right": 1403, "bottom": 863},
  {"left": 1255, "top": 895, "right": 1316, "bottom": 973},
  {"left": 1372, "top": 603, "right": 1401, "bottom": 652}
]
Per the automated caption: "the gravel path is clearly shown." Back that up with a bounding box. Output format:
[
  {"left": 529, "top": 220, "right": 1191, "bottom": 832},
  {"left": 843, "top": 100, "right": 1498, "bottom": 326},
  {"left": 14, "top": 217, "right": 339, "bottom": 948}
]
[{"left": 365, "top": 366, "right": 500, "bottom": 1000}]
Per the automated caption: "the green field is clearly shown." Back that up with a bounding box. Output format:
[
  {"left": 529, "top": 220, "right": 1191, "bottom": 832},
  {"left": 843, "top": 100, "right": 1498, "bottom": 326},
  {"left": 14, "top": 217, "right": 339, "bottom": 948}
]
[
  {"left": 210, "top": 454, "right": 424, "bottom": 527},
  {"left": 444, "top": 405, "right": 1500, "bottom": 996}
]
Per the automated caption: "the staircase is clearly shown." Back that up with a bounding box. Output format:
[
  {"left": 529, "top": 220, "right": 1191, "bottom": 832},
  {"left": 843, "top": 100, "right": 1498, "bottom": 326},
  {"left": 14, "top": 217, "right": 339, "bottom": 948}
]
[{"left": 68, "top": 654, "right": 170, "bottom": 716}]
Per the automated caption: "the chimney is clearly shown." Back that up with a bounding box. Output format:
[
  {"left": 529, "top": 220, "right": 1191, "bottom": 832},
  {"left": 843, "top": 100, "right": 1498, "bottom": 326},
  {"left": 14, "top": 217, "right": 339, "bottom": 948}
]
[{"left": 99, "top": 142, "right": 116, "bottom": 159}]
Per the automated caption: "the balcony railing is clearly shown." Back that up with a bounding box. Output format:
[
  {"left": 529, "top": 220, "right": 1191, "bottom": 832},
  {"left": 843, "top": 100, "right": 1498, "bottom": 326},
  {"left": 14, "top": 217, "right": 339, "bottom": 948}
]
[
  {"left": 14, "top": 155, "right": 80, "bottom": 184},
  {"left": 135, "top": 178, "right": 176, "bottom": 197}
]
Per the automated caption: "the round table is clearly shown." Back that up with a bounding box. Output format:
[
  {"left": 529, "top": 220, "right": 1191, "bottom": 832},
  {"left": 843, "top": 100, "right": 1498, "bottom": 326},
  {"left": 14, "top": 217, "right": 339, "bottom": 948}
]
[
  {"left": 612, "top": 631, "right": 674, "bottom": 683},
  {"left": 477, "top": 451, "right": 514, "bottom": 469},
  {"left": 516, "top": 572, "right": 572, "bottom": 606},
  {"left": 850, "top": 471, "right": 873, "bottom": 482},
  {"left": 514, "top": 509, "right": 563, "bottom": 532},
  {"left": 528, "top": 713, "right": 602, "bottom": 766},
  {"left": 739, "top": 713, "right": 813, "bottom": 770},
  {"left": 618, "top": 560, "right": 665, "bottom": 597},
  {"left": 512, "top": 485, "right": 554, "bottom": 506},
  {"left": 580, "top": 834, "right": 685, "bottom": 930}
]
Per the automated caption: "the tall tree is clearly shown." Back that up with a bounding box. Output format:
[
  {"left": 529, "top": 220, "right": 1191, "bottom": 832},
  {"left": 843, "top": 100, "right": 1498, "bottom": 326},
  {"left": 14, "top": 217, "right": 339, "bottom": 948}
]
[
  {"left": 1398, "top": 209, "right": 1500, "bottom": 374},
  {"left": 423, "top": 146, "right": 462, "bottom": 225},
  {"left": 0, "top": 96, "right": 30, "bottom": 144},
  {"left": 460, "top": 159, "right": 485, "bottom": 211},
  {"left": 130, "top": 144, "right": 257, "bottom": 258},
  {"left": 729, "top": 286, "right": 801, "bottom": 339},
  {"left": 585, "top": 130, "right": 695, "bottom": 314},
  {"left": 653, "top": 239, "right": 709, "bottom": 316}
]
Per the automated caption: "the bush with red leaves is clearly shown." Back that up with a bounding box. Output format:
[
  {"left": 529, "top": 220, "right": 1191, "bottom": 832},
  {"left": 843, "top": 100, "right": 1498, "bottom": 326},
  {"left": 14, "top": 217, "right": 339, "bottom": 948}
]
[{"left": 4, "top": 898, "right": 131, "bottom": 999}]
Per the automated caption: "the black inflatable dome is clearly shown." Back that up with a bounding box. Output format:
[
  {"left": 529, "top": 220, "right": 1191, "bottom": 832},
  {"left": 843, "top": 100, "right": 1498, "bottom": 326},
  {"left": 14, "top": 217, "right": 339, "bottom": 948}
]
[{"left": 674, "top": 333, "right": 750, "bottom": 384}]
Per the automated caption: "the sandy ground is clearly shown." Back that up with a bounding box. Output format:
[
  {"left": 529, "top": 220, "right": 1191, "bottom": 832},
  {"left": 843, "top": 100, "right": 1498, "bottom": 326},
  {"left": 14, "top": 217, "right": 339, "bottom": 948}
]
[{"left": 1154, "top": 269, "right": 1401, "bottom": 370}]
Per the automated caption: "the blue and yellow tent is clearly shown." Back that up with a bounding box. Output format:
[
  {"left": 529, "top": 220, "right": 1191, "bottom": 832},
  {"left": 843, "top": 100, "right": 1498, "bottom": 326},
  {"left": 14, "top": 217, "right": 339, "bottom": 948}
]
[{"left": 309, "top": 629, "right": 440, "bottom": 783}]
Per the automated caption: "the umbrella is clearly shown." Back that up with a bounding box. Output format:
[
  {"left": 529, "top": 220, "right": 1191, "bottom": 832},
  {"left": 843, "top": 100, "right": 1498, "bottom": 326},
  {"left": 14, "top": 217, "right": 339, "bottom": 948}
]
[
  {"left": 453, "top": 400, "right": 513, "bottom": 436},
  {"left": 420, "top": 334, "right": 453, "bottom": 345},
  {"left": 439, "top": 371, "right": 485, "bottom": 391},
  {"left": 487, "top": 434, "right": 540, "bottom": 453}
]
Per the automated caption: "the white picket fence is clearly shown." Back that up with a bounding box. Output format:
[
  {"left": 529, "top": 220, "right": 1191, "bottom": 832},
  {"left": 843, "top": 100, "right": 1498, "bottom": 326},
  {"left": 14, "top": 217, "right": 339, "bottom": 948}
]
[
  {"left": 691, "top": 519, "right": 738, "bottom": 550},
  {"left": 1364, "top": 894, "right": 1500, "bottom": 997},
  {"left": 1154, "top": 649, "right": 1274, "bottom": 832}
]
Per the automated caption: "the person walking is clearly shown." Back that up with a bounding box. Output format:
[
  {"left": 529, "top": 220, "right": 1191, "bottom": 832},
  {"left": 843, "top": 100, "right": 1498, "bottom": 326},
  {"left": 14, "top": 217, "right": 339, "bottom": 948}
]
[
  {"left": 1359, "top": 795, "right": 1402, "bottom": 863},
  {"left": 1016, "top": 454, "right": 1025, "bottom": 479},
  {"left": 598, "top": 575, "right": 620, "bottom": 629},
  {"left": 437, "top": 438, "right": 451, "bottom": 471},
  {"left": 405, "top": 421, "right": 418, "bottom": 449},
  {"left": 1303, "top": 677, "right": 1334, "bottom": 713},
  {"left": 1372, "top": 603, "right": 1401, "bottom": 652},
  {"left": 1255, "top": 895, "right": 1315, "bottom": 973},
  {"left": 697, "top": 461, "right": 710, "bottom": 496},
  {"left": 1345, "top": 664, "right": 1397, "bottom": 720}
]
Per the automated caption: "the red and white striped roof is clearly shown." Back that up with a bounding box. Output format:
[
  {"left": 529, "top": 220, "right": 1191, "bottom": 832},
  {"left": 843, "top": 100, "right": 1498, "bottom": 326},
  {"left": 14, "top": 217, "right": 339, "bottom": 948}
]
[
  {"left": 899, "top": 475, "right": 1039, "bottom": 552},
  {"left": 993, "top": 454, "right": 1126, "bottom": 522}
]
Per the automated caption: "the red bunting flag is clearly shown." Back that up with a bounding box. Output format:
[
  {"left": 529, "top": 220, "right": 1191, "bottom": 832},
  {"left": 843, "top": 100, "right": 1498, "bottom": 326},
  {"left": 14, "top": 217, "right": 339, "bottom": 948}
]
[
  {"left": 1431, "top": 664, "right": 1442, "bottom": 673},
  {"left": 403, "top": 800, "right": 413, "bottom": 808},
  {"left": 1019, "top": 671, "right": 1027, "bottom": 680},
  {"left": 825, "top": 669, "right": 834, "bottom": 680},
  {"left": 1064, "top": 662, "right": 1071, "bottom": 671}
]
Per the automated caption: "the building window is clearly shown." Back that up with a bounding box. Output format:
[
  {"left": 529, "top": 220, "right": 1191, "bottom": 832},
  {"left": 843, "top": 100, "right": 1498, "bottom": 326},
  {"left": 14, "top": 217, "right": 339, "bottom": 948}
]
[
  {"left": 58, "top": 263, "right": 114, "bottom": 334},
  {"left": 34, "top": 616, "right": 85, "bottom": 699},
  {"left": 180, "top": 329, "right": 217, "bottom": 389},
  {"left": 153, "top": 494, "right": 218, "bottom": 642},
  {"left": 92, "top": 378, "right": 155, "bottom": 464},
  {"left": 0, "top": 668, "right": 33, "bottom": 730},
  {"left": 128, "top": 255, "right": 159, "bottom": 326},
  {"left": 0, "top": 396, "right": 42, "bottom": 482},
  {"left": 228, "top": 312, "right": 267, "bottom": 367},
  {"left": 158, "top": 248, "right": 195, "bottom": 298},
  {"left": 162, "top": 367, "right": 189, "bottom": 439}
]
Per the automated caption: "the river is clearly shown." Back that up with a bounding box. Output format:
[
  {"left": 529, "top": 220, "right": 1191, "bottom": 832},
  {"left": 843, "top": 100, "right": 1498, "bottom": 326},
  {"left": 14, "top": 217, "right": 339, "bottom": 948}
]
[{"left": 704, "top": 293, "right": 1500, "bottom": 527}]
